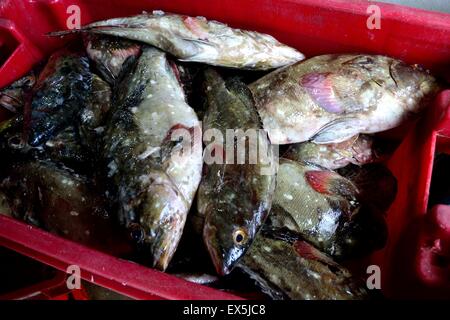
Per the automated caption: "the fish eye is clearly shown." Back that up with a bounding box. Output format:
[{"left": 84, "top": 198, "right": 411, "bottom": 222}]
[
  {"left": 8, "top": 136, "right": 23, "bottom": 149},
  {"left": 233, "top": 228, "right": 248, "bottom": 246},
  {"left": 129, "top": 223, "right": 145, "bottom": 242}
]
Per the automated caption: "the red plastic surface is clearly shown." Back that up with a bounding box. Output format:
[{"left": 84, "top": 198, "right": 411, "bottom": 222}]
[
  {"left": 0, "top": 0, "right": 450, "bottom": 299},
  {"left": 0, "top": 216, "right": 243, "bottom": 300},
  {"left": 416, "top": 205, "right": 450, "bottom": 289},
  {"left": 0, "top": 270, "right": 71, "bottom": 300}
]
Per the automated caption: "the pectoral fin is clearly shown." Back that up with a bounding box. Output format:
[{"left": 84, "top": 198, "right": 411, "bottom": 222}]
[{"left": 311, "top": 118, "right": 362, "bottom": 144}]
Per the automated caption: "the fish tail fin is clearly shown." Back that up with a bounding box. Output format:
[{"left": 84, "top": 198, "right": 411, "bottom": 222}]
[
  {"left": 47, "top": 23, "right": 134, "bottom": 37},
  {"left": 47, "top": 28, "right": 88, "bottom": 37}
]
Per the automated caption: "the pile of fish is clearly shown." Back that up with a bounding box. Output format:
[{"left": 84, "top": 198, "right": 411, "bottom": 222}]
[{"left": 0, "top": 10, "right": 442, "bottom": 300}]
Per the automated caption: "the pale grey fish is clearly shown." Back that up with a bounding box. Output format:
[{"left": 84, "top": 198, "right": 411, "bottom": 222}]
[
  {"left": 49, "top": 10, "right": 304, "bottom": 70},
  {"left": 103, "top": 46, "right": 203, "bottom": 271},
  {"left": 249, "top": 54, "right": 440, "bottom": 144}
]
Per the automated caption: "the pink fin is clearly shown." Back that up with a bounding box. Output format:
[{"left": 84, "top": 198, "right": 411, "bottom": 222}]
[
  {"left": 304, "top": 170, "right": 338, "bottom": 195},
  {"left": 300, "top": 72, "right": 344, "bottom": 114},
  {"left": 183, "top": 17, "right": 209, "bottom": 40},
  {"left": 293, "top": 240, "right": 337, "bottom": 266}
]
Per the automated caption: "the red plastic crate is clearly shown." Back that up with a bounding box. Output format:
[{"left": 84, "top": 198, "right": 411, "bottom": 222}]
[
  {"left": 0, "top": 0, "right": 450, "bottom": 299},
  {"left": 0, "top": 268, "right": 72, "bottom": 300}
]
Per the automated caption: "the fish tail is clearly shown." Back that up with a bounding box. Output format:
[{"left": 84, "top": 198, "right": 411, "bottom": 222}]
[
  {"left": 47, "top": 28, "right": 89, "bottom": 37},
  {"left": 47, "top": 24, "right": 128, "bottom": 37}
]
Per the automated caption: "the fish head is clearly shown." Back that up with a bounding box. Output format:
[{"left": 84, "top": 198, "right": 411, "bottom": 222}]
[
  {"left": 203, "top": 197, "right": 258, "bottom": 276},
  {"left": 124, "top": 181, "right": 188, "bottom": 272},
  {"left": 84, "top": 34, "right": 142, "bottom": 84},
  {"left": 388, "top": 60, "right": 440, "bottom": 112}
]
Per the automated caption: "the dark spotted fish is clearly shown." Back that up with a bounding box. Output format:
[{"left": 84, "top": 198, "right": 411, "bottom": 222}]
[
  {"left": 103, "top": 46, "right": 203, "bottom": 271},
  {"left": 84, "top": 34, "right": 142, "bottom": 85},
  {"left": 78, "top": 74, "right": 112, "bottom": 153},
  {"left": 238, "top": 232, "right": 369, "bottom": 300},
  {"left": 0, "top": 73, "right": 111, "bottom": 173},
  {"left": 267, "top": 159, "right": 387, "bottom": 259},
  {"left": 27, "top": 49, "right": 92, "bottom": 147},
  {"left": 0, "top": 72, "right": 36, "bottom": 113},
  {"left": 0, "top": 159, "right": 134, "bottom": 256},
  {"left": 337, "top": 163, "right": 397, "bottom": 213},
  {"left": 198, "top": 69, "right": 276, "bottom": 275}
]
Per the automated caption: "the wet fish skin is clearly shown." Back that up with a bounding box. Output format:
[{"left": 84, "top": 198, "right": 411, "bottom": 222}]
[
  {"left": 284, "top": 134, "right": 392, "bottom": 170},
  {"left": 0, "top": 115, "right": 27, "bottom": 161},
  {"left": 238, "top": 233, "right": 369, "bottom": 300},
  {"left": 198, "top": 69, "right": 276, "bottom": 276},
  {"left": 0, "top": 118, "right": 92, "bottom": 176},
  {"left": 42, "top": 125, "right": 91, "bottom": 171},
  {"left": 174, "top": 272, "right": 219, "bottom": 285},
  {"left": 268, "top": 158, "right": 387, "bottom": 259},
  {"left": 84, "top": 34, "right": 142, "bottom": 85},
  {"left": 250, "top": 54, "right": 440, "bottom": 144},
  {"left": 0, "top": 160, "right": 134, "bottom": 256},
  {"left": 103, "top": 46, "right": 202, "bottom": 271},
  {"left": 0, "top": 191, "right": 12, "bottom": 217},
  {"left": 78, "top": 74, "right": 112, "bottom": 153},
  {"left": 0, "top": 74, "right": 111, "bottom": 173},
  {"left": 50, "top": 10, "right": 304, "bottom": 70},
  {"left": 337, "top": 163, "right": 398, "bottom": 213},
  {"left": 0, "top": 72, "right": 36, "bottom": 113},
  {"left": 28, "top": 49, "right": 92, "bottom": 146}
]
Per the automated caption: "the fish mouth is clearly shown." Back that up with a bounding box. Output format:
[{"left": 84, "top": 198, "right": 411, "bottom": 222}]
[
  {"left": 203, "top": 223, "right": 231, "bottom": 276},
  {"left": 203, "top": 222, "right": 246, "bottom": 276}
]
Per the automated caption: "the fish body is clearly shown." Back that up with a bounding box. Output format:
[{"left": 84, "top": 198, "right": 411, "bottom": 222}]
[
  {"left": 250, "top": 54, "right": 440, "bottom": 144},
  {"left": 337, "top": 163, "right": 397, "bottom": 213},
  {"left": 285, "top": 134, "right": 391, "bottom": 170},
  {"left": 198, "top": 69, "right": 276, "bottom": 275},
  {"left": 43, "top": 125, "right": 91, "bottom": 171},
  {"left": 1, "top": 73, "right": 111, "bottom": 173},
  {"left": 0, "top": 191, "right": 12, "bottom": 217},
  {"left": 78, "top": 74, "right": 112, "bottom": 152},
  {"left": 28, "top": 50, "right": 92, "bottom": 146},
  {"left": 50, "top": 11, "right": 304, "bottom": 70},
  {"left": 103, "top": 46, "right": 202, "bottom": 270},
  {"left": 0, "top": 72, "right": 36, "bottom": 113},
  {"left": 268, "top": 159, "right": 387, "bottom": 259},
  {"left": 0, "top": 160, "right": 133, "bottom": 256},
  {"left": 239, "top": 233, "right": 368, "bottom": 300},
  {"left": 84, "top": 34, "right": 142, "bottom": 84}
]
